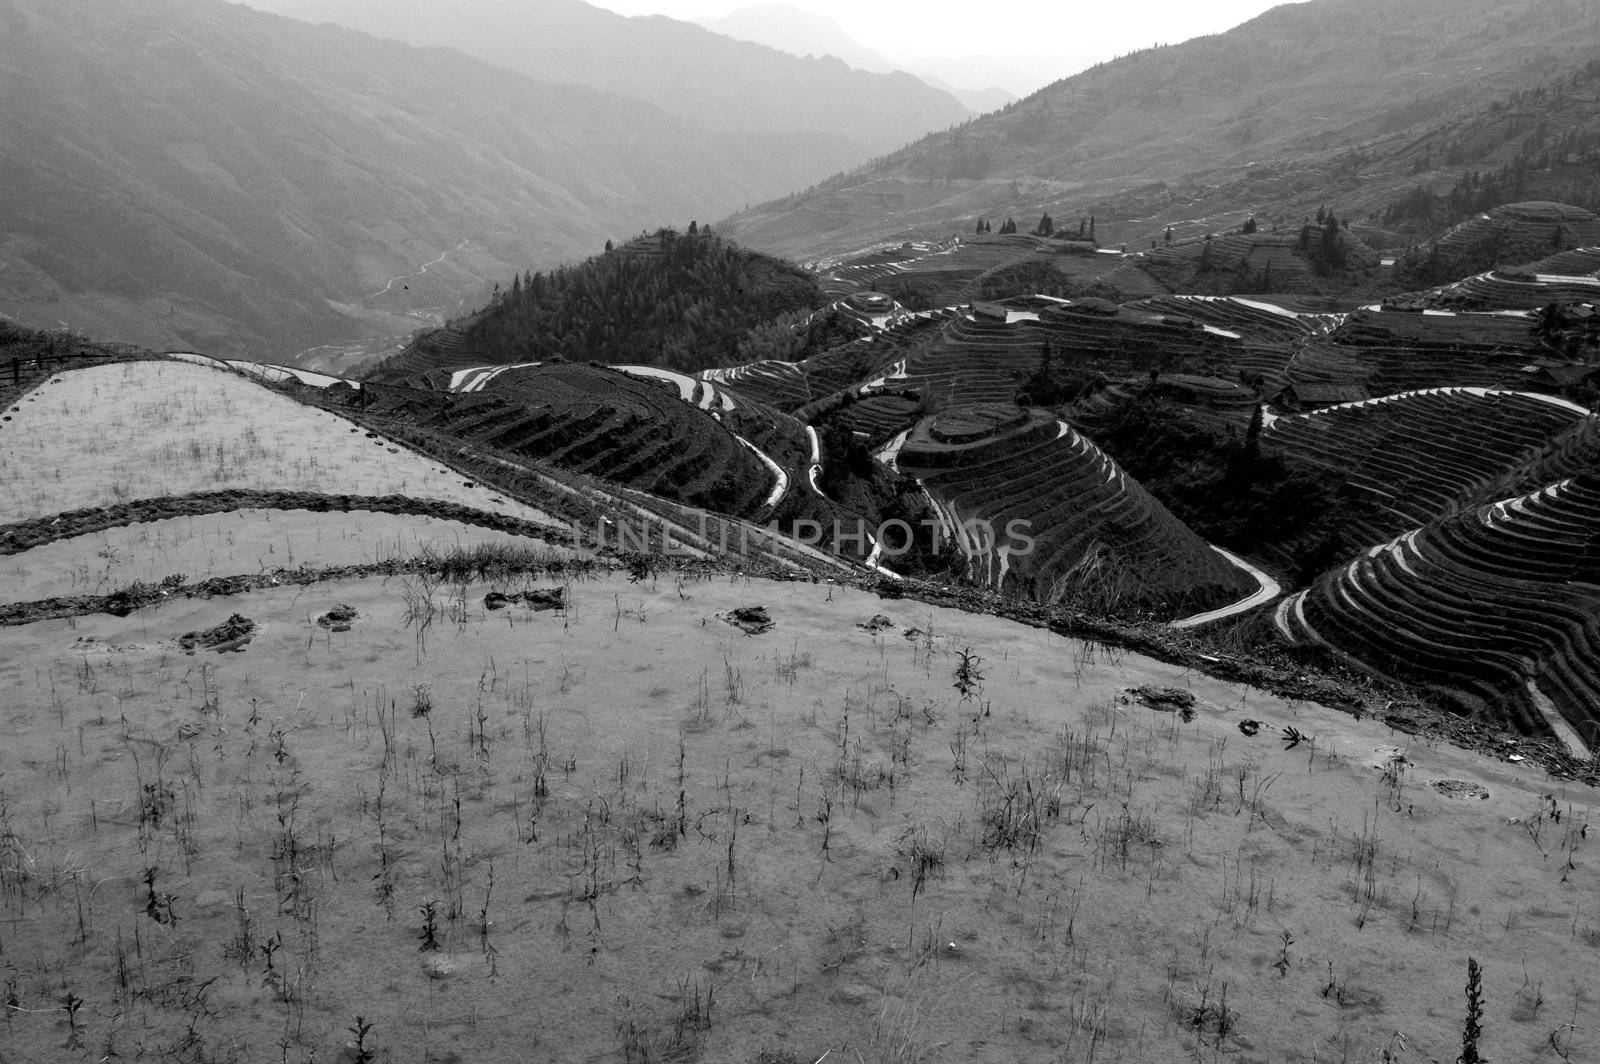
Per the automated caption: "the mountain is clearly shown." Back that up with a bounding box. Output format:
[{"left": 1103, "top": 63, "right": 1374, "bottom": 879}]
[
  {"left": 374, "top": 228, "right": 824, "bottom": 379},
  {"left": 920, "top": 76, "right": 1017, "bottom": 117},
  {"left": 693, "top": 3, "right": 897, "bottom": 73},
  {"left": 693, "top": 5, "right": 1018, "bottom": 115},
  {"left": 717, "top": 0, "right": 1600, "bottom": 262},
  {"left": 243, "top": 0, "right": 971, "bottom": 157},
  {"left": 0, "top": 0, "right": 868, "bottom": 362},
  {"left": 903, "top": 52, "right": 1095, "bottom": 100}
]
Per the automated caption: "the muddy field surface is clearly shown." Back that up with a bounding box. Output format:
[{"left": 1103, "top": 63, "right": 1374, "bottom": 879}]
[{"left": 1, "top": 573, "right": 1594, "bottom": 1063}]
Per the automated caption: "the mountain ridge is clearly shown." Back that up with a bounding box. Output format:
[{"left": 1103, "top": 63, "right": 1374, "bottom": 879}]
[
  {"left": 242, "top": 0, "right": 972, "bottom": 155},
  {"left": 717, "top": 0, "right": 1600, "bottom": 262},
  {"left": 0, "top": 0, "right": 870, "bottom": 360},
  {"left": 691, "top": 4, "right": 1018, "bottom": 114}
]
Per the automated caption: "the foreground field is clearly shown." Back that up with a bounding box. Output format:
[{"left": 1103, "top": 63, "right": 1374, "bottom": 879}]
[
  {"left": 0, "top": 362, "right": 559, "bottom": 527},
  {"left": 1, "top": 574, "right": 1594, "bottom": 1063}
]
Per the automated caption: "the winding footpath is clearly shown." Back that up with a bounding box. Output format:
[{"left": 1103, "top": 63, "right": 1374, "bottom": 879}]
[
  {"left": 370, "top": 239, "right": 474, "bottom": 300},
  {"left": 1169, "top": 547, "right": 1282, "bottom": 629}
]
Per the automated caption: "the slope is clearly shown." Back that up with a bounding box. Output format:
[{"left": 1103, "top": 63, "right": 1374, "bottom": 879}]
[
  {"left": 896, "top": 405, "right": 1259, "bottom": 617},
  {"left": 719, "top": 0, "right": 1600, "bottom": 261},
  {"left": 0, "top": 0, "right": 859, "bottom": 360},
  {"left": 4, "top": 570, "right": 1595, "bottom": 1064},
  {"left": 373, "top": 230, "right": 825, "bottom": 378},
  {"left": 243, "top": 0, "right": 970, "bottom": 156},
  {"left": 1276, "top": 475, "right": 1600, "bottom": 753}
]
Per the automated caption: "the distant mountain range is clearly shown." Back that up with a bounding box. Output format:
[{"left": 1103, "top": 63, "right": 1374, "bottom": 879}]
[
  {"left": 6, "top": 0, "right": 1599, "bottom": 363},
  {"left": 0, "top": 0, "right": 956, "bottom": 361},
  {"left": 244, "top": 0, "right": 972, "bottom": 155},
  {"left": 694, "top": 4, "right": 898, "bottom": 78},
  {"left": 719, "top": 0, "right": 1600, "bottom": 261},
  {"left": 692, "top": 4, "right": 1017, "bottom": 114}
]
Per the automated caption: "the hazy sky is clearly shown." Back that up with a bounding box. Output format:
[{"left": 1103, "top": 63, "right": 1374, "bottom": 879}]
[{"left": 592, "top": 0, "right": 1288, "bottom": 68}]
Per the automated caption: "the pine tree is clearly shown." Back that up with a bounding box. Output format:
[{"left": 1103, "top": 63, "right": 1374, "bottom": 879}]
[
  {"left": 1242, "top": 217, "right": 1258, "bottom": 234},
  {"left": 1088, "top": 215, "right": 1097, "bottom": 242}
]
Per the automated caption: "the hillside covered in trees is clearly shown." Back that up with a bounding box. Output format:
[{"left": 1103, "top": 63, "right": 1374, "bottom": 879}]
[{"left": 381, "top": 229, "right": 827, "bottom": 376}]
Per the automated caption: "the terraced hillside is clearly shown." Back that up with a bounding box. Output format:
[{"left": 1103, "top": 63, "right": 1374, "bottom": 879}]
[
  {"left": 1283, "top": 308, "right": 1547, "bottom": 396},
  {"left": 1138, "top": 228, "right": 1379, "bottom": 296},
  {"left": 705, "top": 330, "right": 915, "bottom": 415},
  {"left": 807, "top": 296, "right": 1285, "bottom": 439},
  {"left": 0, "top": 357, "right": 863, "bottom": 614},
  {"left": 1416, "top": 242, "right": 1600, "bottom": 314},
  {"left": 1130, "top": 295, "right": 1326, "bottom": 388},
  {"left": 362, "top": 363, "right": 805, "bottom": 523},
  {"left": 1276, "top": 475, "right": 1600, "bottom": 756},
  {"left": 1264, "top": 387, "right": 1591, "bottom": 546},
  {"left": 816, "top": 234, "right": 1165, "bottom": 307},
  {"left": 895, "top": 404, "right": 1260, "bottom": 618},
  {"left": 1492, "top": 414, "right": 1600, "bottom": 500},
  {"left": 700, "top": 288, "right": 1333, "bottom": 521},
  {"left": 1395, "top": 202, "right": 1600, "bottom": 289}
]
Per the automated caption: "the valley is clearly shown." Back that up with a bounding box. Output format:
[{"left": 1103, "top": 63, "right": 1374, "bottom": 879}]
[{"left": 5, "top": 0, "right": 1600, "bottom": 1060}]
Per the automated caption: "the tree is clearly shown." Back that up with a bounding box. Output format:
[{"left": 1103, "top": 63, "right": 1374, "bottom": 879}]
[
  {"left": 1164, "top": 227, "right": 1174, "bottom": 244},
  {"left": 1242, "top": 403, "right": 1264, "bottom": 463},
  {"left": 975, "top": 217, "right": 986, "bottom": 234},
  {"left": 604, "top": 239, "right": 614, "bottom": 253},
  {"left": 1242, "top": 217, "right": 1258, "bottom": 234},
  {"left": 1458, "top": 958, "right": 1485, "bottom": 1064},
  {"left": 1088, "top": 215, "right": 1097, "bottom": 242},
  {"left": 1033, "top": 213, "right": 1055, "bottom": 236},
  {"left": 999, "top": 217, "right": 1017, "bottom": 234},
  {"left": 688, "top": 220, "right": 699, "bottom": 235}
]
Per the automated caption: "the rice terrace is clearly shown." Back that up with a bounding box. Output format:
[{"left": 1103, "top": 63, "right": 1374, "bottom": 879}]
[{"left": 6, "top": 0, "right": 1600, "bottom": 1062}]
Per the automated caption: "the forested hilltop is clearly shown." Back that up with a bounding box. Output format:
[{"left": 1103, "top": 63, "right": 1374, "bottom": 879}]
[{"left": 378, "top": 229, "right": 829, "bottom": 375}]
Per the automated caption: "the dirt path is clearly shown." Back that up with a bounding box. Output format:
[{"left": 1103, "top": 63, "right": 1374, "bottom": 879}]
[
  {"left": 1169, "top": 546, "right": 1282, "bottom": 628},
  {"left": 735, "top": 435, "right": 789, "bottom": 513},
  {"left": 369, "top": 238, "right": 473, "bottom": 300},
  {"left": 1527, "top": 680, "right": 1595, "bottom": 760},
  {"left": 0, "top": 489, "right": 573, "bottom": 557}
]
